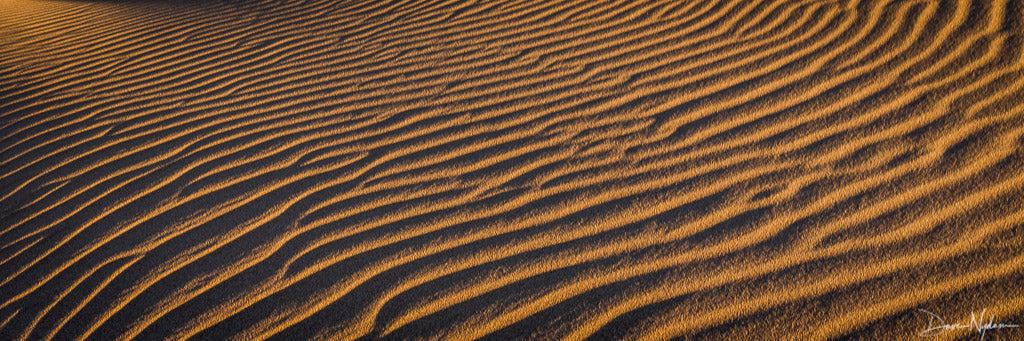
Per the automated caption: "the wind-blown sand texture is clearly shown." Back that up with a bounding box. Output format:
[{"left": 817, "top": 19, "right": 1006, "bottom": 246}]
[{"left": 2, "top": 0, "right": 1024, "bottom": 339}]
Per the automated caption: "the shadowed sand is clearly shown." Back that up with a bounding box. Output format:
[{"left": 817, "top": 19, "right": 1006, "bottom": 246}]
[{"left": 1, "top": 0, "right": 1024, "bottom": 339}]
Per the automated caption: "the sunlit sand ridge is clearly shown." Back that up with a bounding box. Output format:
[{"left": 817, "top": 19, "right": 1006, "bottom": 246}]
[{"left": 1, "top": 0, "right": 1023, "bottom": 339}]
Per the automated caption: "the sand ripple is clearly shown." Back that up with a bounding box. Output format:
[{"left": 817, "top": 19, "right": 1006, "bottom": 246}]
[{"left": 1, "top": 0, "right": 1023, "bottom": 339}]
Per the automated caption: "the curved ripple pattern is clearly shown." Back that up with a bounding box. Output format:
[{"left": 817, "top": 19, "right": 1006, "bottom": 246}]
[{"left": 1, "top": 0, "right": 1023, "bottom": 339}]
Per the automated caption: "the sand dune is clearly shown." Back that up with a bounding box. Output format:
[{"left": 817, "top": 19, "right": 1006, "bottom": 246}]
[{"left": 1, "top": 0, "right": 1023, "bottom": 339}]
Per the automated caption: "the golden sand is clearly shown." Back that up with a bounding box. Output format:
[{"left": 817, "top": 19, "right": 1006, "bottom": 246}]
[{"left": 1, "top": 0, "right": 1023, "bottom": 339}]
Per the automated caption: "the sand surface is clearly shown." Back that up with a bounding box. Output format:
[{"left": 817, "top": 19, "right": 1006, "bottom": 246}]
[{"left": 2, "top": 0, "right": 1024, "bottom": 339}]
